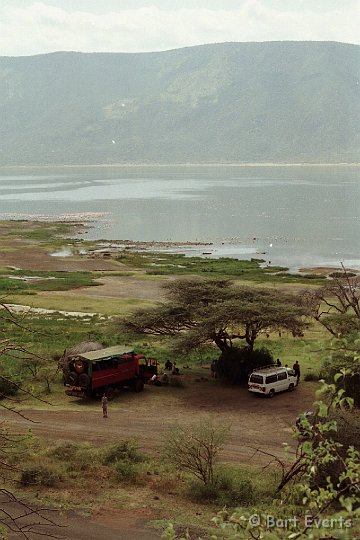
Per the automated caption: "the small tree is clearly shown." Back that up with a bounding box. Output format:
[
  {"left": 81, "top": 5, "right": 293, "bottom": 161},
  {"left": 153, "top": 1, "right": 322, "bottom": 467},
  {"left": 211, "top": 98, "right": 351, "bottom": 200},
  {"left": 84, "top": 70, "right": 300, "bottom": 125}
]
[
  {"left": 163, "top": 419, "right": 229, "bottom": 485},
  {"left": 0, "top": 302, "right": 60, "bottom": 537},
  {"left": 301, "top": 266, "right": 360, "bottom": 405}
]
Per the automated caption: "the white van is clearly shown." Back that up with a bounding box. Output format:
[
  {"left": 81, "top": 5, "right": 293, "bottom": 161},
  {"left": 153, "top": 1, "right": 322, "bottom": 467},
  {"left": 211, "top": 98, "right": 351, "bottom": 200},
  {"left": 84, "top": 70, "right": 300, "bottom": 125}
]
[{"left": 248, "top": 366, "right": 298, "bottom": 397}]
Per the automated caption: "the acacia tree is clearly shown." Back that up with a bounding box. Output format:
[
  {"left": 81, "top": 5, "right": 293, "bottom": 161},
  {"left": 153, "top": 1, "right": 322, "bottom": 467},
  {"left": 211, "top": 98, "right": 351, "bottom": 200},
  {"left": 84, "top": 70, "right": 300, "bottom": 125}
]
[
  {"left": 300, "top": 266, "right": 360, "bottom": 338},
  {"left": 121, "top": 278, "right": 306, "bottom": 354}
]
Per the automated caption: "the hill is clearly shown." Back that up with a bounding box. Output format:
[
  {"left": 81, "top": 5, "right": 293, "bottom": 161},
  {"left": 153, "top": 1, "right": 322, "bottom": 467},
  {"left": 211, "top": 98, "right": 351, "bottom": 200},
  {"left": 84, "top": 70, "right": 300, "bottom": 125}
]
[{"left": 0, "top": 41, "right": 359, "bottom": 165}]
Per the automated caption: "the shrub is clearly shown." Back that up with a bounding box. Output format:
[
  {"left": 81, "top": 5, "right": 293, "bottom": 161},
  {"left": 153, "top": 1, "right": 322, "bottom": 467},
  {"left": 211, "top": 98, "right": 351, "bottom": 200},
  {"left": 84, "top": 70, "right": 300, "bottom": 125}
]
[
  {"left": 163, "top": 418, "right": 229, "bottom": 485},
  {"left": 187, "top": 479, "right": 219, "bottom": 503},
  {"left": 329, "top": 271, "right": 356, "bottom": 278},
  {"left": 20, "top": 464, "right": 63, "bottom": 487},
  {"left": 114, "top": 461, "right": 138, "bottom": 483},
  {"left": 0, "top": 376, "right": 19, "bottom": 398},
  {"left": 188, "top": 470, "right": 254, "bottom": 506},
  {"left": 217, "top": 347, "right": 274, "bottom": 384},
  {"left": 322, "top": 354, "right": 360, "bottom": 407},
  {"left": 48, "top": 441, "right": 99, "bottom": 471},
  {"left": 48, "top": 441, "right": 82, "bottom": 461},
  {"left": 215, "top": 471, "right": 255, "bottom": 506},
  {"left": 304, "top": 372, "right": 319, "bottom": 381},
  {"left": 101, "top": 440, "right": 143, "bottom": 465}
]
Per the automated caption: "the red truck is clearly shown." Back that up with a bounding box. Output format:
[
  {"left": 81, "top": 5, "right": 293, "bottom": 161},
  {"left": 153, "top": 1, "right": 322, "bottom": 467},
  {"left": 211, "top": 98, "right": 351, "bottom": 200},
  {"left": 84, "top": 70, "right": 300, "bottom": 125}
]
[{"left": 63, "top": 345, "right": 158, "bottom": 399}]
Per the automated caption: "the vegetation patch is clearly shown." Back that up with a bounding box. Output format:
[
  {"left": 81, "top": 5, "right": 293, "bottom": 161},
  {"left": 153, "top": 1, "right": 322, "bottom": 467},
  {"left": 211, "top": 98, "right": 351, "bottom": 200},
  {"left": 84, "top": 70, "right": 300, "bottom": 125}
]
[
  {"left": 117, "top": 252, "right": 327, "bottom": 285},
  {"left": 0, "top": 269, "right": 98, "bottom": 293}
]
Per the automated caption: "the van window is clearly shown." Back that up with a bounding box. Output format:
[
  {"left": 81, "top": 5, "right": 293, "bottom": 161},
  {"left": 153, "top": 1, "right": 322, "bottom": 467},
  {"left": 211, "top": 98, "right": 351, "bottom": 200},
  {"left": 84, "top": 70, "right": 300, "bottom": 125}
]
[
  {"left": 249, "top": 374, "right": 263, "bottom": 384},
  {"left": 287, "top": 369, "right": 296, "bottom": 376},
  {"left": 278, "top": 371, "right": 287, "bottom": 381},
  {"left": 265, "top": 374, "right": 277, "bottom": 384}
]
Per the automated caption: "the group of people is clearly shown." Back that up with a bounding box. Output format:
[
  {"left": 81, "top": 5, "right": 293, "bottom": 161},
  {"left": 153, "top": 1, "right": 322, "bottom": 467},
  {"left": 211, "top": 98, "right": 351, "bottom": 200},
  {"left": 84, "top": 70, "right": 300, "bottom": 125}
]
[
  {"left": 164, "top": 359, "right": 180, "bottom": 375},
  {"left": 277, "top": 358, "right": 301, "bottom": 384}
]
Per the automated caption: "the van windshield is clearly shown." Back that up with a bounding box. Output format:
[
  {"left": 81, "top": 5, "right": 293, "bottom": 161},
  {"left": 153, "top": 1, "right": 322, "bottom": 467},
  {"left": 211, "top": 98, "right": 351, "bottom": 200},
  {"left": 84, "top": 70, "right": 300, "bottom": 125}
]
[{"left": 249, "top": 374, "right": 263, "bottom": 384}]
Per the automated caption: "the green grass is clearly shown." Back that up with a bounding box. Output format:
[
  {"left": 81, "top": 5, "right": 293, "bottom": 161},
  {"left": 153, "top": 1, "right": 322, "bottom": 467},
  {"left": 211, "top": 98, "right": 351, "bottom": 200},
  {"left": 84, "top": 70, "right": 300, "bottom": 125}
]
[
  {"left": 0, "top": 269, "right": 98, "bottom": 294},
  {"left": 256, "top": 323, "right": 330, "bottom": 377},
  {"left": 115, "top": 252, "right": 327, "bottom": 285}
]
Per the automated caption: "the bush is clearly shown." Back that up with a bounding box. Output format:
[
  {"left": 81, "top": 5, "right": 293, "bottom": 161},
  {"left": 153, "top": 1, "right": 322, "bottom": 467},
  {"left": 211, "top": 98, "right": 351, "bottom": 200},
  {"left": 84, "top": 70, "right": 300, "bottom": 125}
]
[
  {"left": 114, "top": 461, "right": 138, "bottom": 483},
  {"left": 304, "top": 372, "right": 319, "bottom": 381},
  {"left": 322, "top": 354, "right": 360, "bottom": 407},
  {"left": 215, "top": 471, "right": 255, "bottom": 506},
  {"left": 188, "top": 470, "right": 255, "bottom": 506},
  {"left": 163, "top": 418, "right": 229, "bottom": 485},
  {"left": 101, "top": 440, "right": 143, "bottom": 465},
  {"left": 48, "top": 441, "right": 99, "bottom": 471},
  {"left": 0, "top": 376, "right": 19, "bottom": 398},
  {"left": 48, "top": 441, "right": 82, "bottom": 461},
  {"left": 20, "top": 464, "right": 63, "bottom": 487},
  {"left": 329, "top": 272, "right": 357, "bottom": 278},
  {"left": 217, "top": 347, "right": 274, "bottom": 384}
]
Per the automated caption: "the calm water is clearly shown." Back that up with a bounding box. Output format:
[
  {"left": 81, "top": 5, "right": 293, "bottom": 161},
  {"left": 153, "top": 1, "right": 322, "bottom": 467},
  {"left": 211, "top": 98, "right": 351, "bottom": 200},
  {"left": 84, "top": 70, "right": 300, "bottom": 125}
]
[{"left": 0, "top": 165, "right": 359, "bottom": 271}]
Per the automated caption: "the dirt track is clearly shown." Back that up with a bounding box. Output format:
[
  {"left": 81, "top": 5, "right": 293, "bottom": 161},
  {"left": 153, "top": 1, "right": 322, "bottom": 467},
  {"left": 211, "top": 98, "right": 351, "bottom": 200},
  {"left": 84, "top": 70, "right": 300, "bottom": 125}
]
[{"left": 4, "top": 379, "right": 315, "bottom": 463}]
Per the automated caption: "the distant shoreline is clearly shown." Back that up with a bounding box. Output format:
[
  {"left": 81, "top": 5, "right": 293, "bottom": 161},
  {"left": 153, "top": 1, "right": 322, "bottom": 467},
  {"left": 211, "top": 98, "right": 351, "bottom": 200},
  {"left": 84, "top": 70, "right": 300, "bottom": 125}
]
[{"left": 0, "top": 162, "right": 360, "bottom": 169}]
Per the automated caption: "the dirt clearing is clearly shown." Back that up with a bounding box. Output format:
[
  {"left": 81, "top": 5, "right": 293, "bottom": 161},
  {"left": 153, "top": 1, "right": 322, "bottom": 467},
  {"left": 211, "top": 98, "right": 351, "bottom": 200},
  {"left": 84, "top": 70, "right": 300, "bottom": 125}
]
[{"left": 3, "top": 378, "right": 316, "bottom": 463}]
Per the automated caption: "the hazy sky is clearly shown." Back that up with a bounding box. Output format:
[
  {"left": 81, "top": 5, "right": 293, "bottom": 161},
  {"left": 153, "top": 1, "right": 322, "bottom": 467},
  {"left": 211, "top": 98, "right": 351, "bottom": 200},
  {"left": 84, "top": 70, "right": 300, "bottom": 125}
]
[{"left": 1, "top": 1, "right": 359, "bottom": 56}]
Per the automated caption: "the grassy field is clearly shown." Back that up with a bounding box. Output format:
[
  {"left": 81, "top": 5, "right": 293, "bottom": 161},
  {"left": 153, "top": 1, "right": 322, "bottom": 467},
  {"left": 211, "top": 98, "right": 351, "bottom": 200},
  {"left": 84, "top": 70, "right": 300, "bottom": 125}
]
[{"left": 116, "top": 251, "right": 327, "bottom": 285}]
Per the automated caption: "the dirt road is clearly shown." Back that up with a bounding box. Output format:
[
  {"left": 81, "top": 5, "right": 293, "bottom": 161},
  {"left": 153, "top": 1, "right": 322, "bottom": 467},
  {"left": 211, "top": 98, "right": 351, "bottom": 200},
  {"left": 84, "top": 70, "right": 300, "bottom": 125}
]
[{"left": 4, "top": 379, "right": 315, "bottom": 462}]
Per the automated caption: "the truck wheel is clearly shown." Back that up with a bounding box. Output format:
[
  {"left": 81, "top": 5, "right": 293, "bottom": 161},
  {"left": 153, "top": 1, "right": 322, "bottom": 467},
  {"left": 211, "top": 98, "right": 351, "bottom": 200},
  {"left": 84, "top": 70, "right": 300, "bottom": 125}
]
[
  {"left": 288, "top": 383, "right": 295, "bottom": 392},
  {"left": 268, "top": 389, "right": 275, "bottom": 398},
  {"left": 134, "top": 379, "right": 144, "bottom": 393},
  {"left": 67, "top": 371, "right": 78, "bottom": 385},
  {"left": 79, "top": 373, "right": 90, "bottom": 388}
]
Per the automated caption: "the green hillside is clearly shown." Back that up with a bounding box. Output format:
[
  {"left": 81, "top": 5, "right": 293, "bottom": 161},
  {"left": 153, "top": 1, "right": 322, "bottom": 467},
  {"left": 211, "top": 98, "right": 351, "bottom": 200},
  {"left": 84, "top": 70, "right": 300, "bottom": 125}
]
[{"left": 0, "top": 41, "right": 359, "bottom": 165}]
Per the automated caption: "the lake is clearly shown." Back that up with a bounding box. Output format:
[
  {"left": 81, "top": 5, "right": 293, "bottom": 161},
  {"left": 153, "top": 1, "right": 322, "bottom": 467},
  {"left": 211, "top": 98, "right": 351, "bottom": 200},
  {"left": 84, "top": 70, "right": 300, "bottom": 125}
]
[{"left": 0, "top": 164, "right": 359, "bottom": 271}]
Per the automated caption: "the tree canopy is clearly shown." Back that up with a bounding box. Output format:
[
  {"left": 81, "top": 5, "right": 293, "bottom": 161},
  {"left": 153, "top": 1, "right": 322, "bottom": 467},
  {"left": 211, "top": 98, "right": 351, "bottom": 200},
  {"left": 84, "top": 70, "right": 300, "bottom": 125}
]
[{"left": 121, "top": 278, "right": 306, "bottom": 354}]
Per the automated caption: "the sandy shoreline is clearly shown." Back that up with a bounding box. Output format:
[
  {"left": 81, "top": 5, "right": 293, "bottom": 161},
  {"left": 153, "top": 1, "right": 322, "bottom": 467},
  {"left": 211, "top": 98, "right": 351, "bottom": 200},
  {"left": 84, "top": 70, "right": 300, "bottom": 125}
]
[{"left": 1, "top": 162, "right": 359, "bottom": 170}]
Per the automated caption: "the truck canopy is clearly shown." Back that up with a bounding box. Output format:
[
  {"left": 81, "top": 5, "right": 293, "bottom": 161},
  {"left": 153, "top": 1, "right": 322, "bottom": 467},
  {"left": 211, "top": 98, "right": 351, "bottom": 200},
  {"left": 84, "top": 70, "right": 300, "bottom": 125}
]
[{"left": 74, "top": 345, "right": 135, "bottom": 363}]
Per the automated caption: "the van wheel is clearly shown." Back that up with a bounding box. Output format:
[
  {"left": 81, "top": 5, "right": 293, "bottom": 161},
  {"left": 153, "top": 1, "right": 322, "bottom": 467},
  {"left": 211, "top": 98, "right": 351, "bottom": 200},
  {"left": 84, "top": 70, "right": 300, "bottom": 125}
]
[
  {"left": 289, "top": 383, "right": 295, "bottom": 391},
  {"left": 268, "top": 389, "right": 275, "bottom": 398}
]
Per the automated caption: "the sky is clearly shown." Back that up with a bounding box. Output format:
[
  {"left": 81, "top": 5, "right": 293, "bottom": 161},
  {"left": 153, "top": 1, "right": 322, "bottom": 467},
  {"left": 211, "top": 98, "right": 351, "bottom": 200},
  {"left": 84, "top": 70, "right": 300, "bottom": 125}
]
[{"left": 0, "top": 1, "right": 359, "bottom": 57}]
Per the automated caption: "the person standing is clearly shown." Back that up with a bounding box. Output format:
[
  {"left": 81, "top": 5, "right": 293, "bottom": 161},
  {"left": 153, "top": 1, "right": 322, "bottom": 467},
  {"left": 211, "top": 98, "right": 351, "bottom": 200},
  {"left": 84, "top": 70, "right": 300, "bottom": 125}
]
[
  {"left": 293, "top": 361, "right": 301, "bottom": 384},
  {"left": 211, "top": 359, "right": 218, "bottom": 378},
  {"left": 276, "top": 358, "right": 281, "bottom": 367},
  {"left": 101, "top": 393, "right": 108, "bottom": 418}
]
